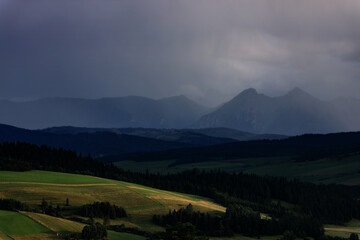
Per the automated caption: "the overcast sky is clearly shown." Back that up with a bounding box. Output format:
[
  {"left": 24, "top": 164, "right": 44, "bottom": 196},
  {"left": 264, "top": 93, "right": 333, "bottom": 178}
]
[{"left": 0, "top": 0, "right": 359, "bottom": 106}]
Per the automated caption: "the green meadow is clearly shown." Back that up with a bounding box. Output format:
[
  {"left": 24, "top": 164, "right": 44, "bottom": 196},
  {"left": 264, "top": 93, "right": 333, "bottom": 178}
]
[
  {"left": 0, "top": 170, "right": 224, "bottom": 234},
  {"left": 0, "top": 210, "right": 51, "bottom": 236}
]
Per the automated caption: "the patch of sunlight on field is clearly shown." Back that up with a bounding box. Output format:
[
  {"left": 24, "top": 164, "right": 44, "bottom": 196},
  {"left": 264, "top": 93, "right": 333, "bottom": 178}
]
[
  {"left": 22, "top": 212, "right": 85, "bottom": 233},
  {"left": 0, "top": 170, "right": 225, "bottom": 233},
  {"left": 0, "top": 210, "right": 51, "bottom": 236},
  {"left": 0, "top": 171, "right": 224, "bottom": 212},
  {"left": 18, "top": 212, "right": 147, "bottom": 240}
]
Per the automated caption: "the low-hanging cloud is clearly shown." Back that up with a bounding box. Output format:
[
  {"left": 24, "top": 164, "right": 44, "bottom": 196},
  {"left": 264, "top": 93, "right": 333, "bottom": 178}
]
[{"left": 0, "top": 0, "right": 359, "bottom": 106}]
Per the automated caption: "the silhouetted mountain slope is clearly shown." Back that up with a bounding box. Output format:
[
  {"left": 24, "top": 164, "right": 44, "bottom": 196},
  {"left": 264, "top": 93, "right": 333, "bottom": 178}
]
[
  {"left": 0, "top": 95, "right": 208, "bottom": 129},
  {"left": 0, "top": 124, "right": 190, "bottom": 157},
  {"left": 102, "top": 131, "right": 360, "bottom": 164},
  {"left": 42, "top": 126, "right": 236, "bottom": 146},
  {"left": 43, "top": 126, "right": 286, "bottom": 145},
  {"left": 185, "top": 127, "right": 287, "bottom": 141},
  {"left": 197, "top": 88, "right": 360, "bottom": 135}
]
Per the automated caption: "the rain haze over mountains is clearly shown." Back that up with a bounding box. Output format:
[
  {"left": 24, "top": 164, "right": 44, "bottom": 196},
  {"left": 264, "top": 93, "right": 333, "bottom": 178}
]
[{"left": 0, "top": 0, "right": 360, "bottom": 135}]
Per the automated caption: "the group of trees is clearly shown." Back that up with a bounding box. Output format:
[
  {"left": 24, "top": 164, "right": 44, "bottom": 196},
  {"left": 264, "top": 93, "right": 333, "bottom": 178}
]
[
  {"left": 159, "top": 223, "right": 209, "bottom": 240},
  {"left": 40, "top": 198, "right": 62, "bottom": 217},
  {"left": 0, "top": 142, "right": 104, "bottom": 174},
  {"left": 153, "top": 204, "right": 323, "bottom": 238},
  {"left": 81, "top": 222, "right": 107, "bottom": 240},
  {"left": 79, "top": 202, "right": 127, "bottom": 219},
  {"left": 0, "top": 198, "right": 30, "bottom": 211}
]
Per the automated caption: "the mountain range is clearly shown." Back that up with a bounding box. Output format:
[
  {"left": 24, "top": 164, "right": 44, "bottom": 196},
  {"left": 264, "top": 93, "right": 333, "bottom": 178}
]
[
  {"left": 0, "top": 95, "right": 208, "bottom": 129},
  {"left": 197, "top": 88, "right": 360, "bottom": 135},
  {"left": 1, "top": 88, "right": 359, "bottom": 135}
]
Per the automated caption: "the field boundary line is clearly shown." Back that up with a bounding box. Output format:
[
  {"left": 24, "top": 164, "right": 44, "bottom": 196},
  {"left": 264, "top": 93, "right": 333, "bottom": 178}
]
[
  {"left": 325, "top": 227, "right": 360, "bottom": 233},
  {"left": 18, "top": 211, "right": 57, "bottom": 235},
  {"left": 0, "top": 182, "right": 116, "bottom": 187},
  {"left": 0, "top": 230, "right": 14, "bottom": 240}
]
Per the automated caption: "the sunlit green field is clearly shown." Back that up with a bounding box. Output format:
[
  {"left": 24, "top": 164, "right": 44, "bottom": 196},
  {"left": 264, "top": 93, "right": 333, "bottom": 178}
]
[{"left": 0, "top": 210, "right": 51, "bottom": 236}]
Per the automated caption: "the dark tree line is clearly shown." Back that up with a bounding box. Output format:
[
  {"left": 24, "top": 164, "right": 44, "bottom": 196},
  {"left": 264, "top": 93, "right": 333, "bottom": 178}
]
[
  {"left": 126, "top": 170, "right": 360, "bottom": 225},
  {"left": 40, "top": 198, "right": 62, "bottom": 217},
  {"left": 78, "top": 202, "right": 127, "bottom": 219},
  {"left": 102, "top": 131, "right": 360, "bottom": 164},
  {"left": 82, "top": 222, "right": 107, "bottom": 240},
  {"left": 0, "top": 198, "right": 30, "bottom": 211},
  {"left": 153, "top": 204, "right": 323, "bottom": 238}
]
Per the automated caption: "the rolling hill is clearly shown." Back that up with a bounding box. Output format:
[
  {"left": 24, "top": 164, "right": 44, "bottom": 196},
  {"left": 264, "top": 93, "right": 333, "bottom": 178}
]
[
  {"left": 0, "top": 124, "right": 190, "bottom": 157},
  {"left": 0, "top": 170, "right": 225, "bottom": 235}
]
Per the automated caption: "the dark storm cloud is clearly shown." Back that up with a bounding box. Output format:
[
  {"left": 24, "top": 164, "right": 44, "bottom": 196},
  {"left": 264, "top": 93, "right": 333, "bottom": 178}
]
[{"left": 0, "top": 0, "right": 359, "bottom": 105}]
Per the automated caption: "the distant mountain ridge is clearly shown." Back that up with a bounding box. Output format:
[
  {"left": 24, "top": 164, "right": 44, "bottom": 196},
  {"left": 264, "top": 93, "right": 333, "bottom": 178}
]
[
  {"left": 0, "top": 95, "right": 209, "bottom": 129},
  {"left": 1, "top": 88, "right": 359, "bottom": 135},
  {"left": 196, "top": 88, "right": 360, "bottom": 135},
  {"left": 42, "top": 126, "right": 286, "bottom": 144}
]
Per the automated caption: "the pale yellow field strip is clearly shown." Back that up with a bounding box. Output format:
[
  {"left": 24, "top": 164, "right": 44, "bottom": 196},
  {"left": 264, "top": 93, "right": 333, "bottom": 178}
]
[
  {"left": 20, "top": 211, "right": 85, "bottom": 233},
  {"left": 325, "top": 228, "right": 360, "bottom": 233},
  {"left": 127, "top": 185, "right": 161, "bottom": 193},
  {"left": 127, "top": 185, "right": 226, "bottom": 212},
  {"left": 0, "top": 182, "right": 116, "bottom": 187}
]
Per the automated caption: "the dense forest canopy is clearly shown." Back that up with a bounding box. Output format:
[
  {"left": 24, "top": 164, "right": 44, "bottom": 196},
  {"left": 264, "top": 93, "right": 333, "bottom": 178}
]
[{"left": 101, "top": 131, "right": 360, "bottom": 164}]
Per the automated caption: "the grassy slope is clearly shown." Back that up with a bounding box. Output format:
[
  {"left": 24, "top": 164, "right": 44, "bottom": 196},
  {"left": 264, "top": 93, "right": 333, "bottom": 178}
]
[
  {"left": 1, "top": 170, "right": 357, "bottom": 239},
  {"left": 115, "top": 154, "right": 360, "bottom": 185},
  {"left": 22, "top": 211, "right": 85, "bottom": 233},
  {"left": 22, "top": 211, "right": 145, "bottom": 240},
  {"left": 0, "top": 210, "right": 51, "bottom": 236},
  {"left": 0, "top": 171, "right": 109, "bottom": 184},
  {"left": 0, "top": 170, "right": 224, "bottom": 232}
]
